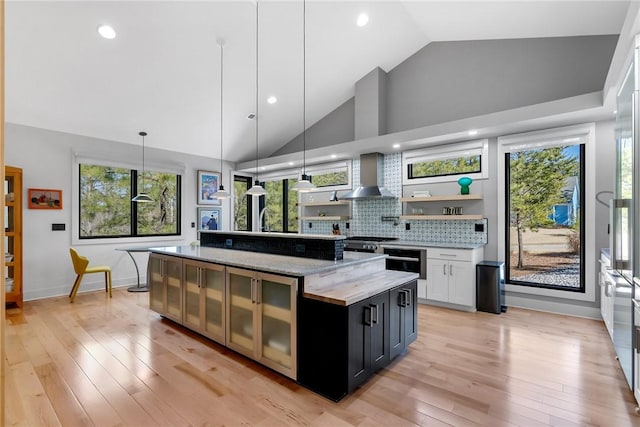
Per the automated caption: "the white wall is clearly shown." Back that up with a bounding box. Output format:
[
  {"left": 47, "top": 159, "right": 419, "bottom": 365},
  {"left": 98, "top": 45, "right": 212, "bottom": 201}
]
[{"left": 5, "top": 123, "right": 233, "bottom": 301}]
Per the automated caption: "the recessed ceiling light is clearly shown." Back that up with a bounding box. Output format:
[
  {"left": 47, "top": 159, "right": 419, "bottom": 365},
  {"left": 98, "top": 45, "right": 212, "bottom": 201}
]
[
  {"left": 330, "top": 154, "right": 337, "bottom": 159},
  {"left": 357, "top": 13, "right": 369, "bottom": 27},
  {"left": 468, "top": 129, "right": 478, "bottom": 136},
  {"left": 392, "top": 143, "right": 400, "bottom": 149},
  {"left": 613, "top": 110, "right": 618, "bottom": 115},
  {"left": 267, "top": 96, "right": 277, "bottom": 105},
  {"left": 97, "top": 24, "right": 116, "bottom": 39},
  {"left": 288, "top": 161, "right": 294, "bottom": 166}
]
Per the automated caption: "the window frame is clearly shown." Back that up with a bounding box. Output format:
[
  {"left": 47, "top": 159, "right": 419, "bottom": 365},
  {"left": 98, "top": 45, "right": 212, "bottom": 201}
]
[
  {"left": 497, "top": 123, "right": 596, "bottom": 303},
  {"left": 402, "top": 139, "right": 489, "bottom": 185},
  {"left": 304, "top": 161, "right": 352, "bottom": 191},
  {"left": 72, "top": 152, "right": 184, "bottom": 245},
  {"left": 258, "top": 170, "right": 299, "bottom": 233}
]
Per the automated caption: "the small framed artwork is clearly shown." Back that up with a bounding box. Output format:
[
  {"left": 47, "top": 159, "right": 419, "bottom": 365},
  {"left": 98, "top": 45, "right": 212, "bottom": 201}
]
[
  {"left": 28, "top": 188, "right": 63, "bottom": 209},
  {"left": 198, "top": 207, "right": 221, "bottom": 231},
  {"left": 197, "top": 170, "right": 221, "bottom": 205}
]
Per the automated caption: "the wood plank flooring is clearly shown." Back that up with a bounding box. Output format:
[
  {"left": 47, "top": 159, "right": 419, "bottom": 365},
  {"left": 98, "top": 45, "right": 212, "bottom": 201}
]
[{"left": 4, "top": 288, "right": 639, "bottom": 426}]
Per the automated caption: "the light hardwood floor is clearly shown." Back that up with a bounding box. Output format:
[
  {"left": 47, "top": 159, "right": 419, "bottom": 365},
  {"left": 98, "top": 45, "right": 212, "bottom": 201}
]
[{"left": 4, "top": 288, "right": 639, "bottom": 426}]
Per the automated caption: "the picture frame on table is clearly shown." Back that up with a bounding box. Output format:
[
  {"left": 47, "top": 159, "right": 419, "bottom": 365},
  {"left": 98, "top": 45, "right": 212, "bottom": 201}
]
[
  {"left": 28, "top": 188, "right": 63, "bottom": 209},
  {"left": 197, "top": 170, "right": 221, "bottom": 205},
  {"left": 198, "top": 207, "right": 221, "bottom": 231}
]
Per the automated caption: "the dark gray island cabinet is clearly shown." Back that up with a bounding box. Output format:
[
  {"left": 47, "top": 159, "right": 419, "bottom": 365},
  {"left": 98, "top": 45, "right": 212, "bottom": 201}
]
[{"left": 147, "top": 245, "right": 418, "bottom": 401}]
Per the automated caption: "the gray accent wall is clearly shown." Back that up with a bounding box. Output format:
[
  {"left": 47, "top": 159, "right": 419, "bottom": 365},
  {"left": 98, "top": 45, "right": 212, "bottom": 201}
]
[
  {"left": 386, "top": 35, "right": 618, "bottom": 134},
  {"left": 355, "top": 67, "right": 388, "bottom": 139},
  {"left": 270, "top": 97, "right": 355, "bottom": 157}
]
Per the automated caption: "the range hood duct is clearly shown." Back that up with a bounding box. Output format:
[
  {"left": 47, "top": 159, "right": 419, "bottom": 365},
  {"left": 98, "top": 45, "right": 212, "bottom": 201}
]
[{"left": 341, "top": 153, "right": 396, "bottom": 199}]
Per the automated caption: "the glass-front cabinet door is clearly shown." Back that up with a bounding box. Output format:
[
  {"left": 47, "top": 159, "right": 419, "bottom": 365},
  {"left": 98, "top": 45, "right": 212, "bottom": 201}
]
[
  {"left": 183, "top": 259, "right": 225, "bottom": 344},
  {"left": 258, "top": 272, "right": 297, "bottom": 379},
  {"left": 148, "top": 254, "right": 165, "bottom": 313},
  {"left": 226, "top": 267, "right": 257, "bottom": 358},
  {"left": 164, "top": 257, "right": 183, "bottom": 321}
]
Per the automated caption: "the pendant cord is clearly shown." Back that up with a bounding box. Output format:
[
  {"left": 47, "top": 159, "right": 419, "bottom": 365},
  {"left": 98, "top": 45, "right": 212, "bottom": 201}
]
[
  {"left": 302, "top": 0, "right": 306, "bottom": 177},
  {"left": 220, "top": 41, "right": 224, "bottom": 183},
  {"left": 255, "top": 0, "right": 260, "bottom": 182},
  {"left": 141, "top": 132, "right": 146, "bottom": 189}
]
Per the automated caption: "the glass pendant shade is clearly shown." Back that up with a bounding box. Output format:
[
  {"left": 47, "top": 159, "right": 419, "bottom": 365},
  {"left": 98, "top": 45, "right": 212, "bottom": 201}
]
[
  {"left": 132, "top": 192, "right": 154, "bottom": 203},
  {"left": 214, "top": 184, "right": 231, "bottom": 199},
  {"left": 247, "top": 180, "right": 266, "bottom": 196},
  {"left": 132, "top": 131, "right": 154, "bottom": 203},
  {"left": 293, "top": 174, "right": 314, "bottom": 192}
]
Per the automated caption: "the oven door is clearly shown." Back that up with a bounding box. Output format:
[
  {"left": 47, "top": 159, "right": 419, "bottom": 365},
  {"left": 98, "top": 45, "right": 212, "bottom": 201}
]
[{"left": 383, "top": 247, "right": 426, "bottom": 279}]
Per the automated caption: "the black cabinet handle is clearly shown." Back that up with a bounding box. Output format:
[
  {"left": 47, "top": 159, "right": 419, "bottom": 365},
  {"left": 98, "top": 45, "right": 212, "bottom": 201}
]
[
  {"left": 399, "top": 290, "right": 406, "bottom": 307},
  {"left": 405, "top": 289, "right": 412, "bottom": 307},
  {"left": 370, "top": 303, "right": 379, "bottom": 325},
  {"left": 364, "top": 306, "right": 372, "bottom": 326}
]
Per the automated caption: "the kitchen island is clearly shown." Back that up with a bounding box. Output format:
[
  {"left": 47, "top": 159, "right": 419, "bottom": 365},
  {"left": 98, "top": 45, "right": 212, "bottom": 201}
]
[{"left": 147, "top": 245, "right": 418, "bottom": 401}]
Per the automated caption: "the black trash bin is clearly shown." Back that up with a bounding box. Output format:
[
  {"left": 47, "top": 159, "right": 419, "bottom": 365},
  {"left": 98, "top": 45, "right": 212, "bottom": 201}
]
[{"left": 476, "top": 261, "right": 506, "bottom": 314}]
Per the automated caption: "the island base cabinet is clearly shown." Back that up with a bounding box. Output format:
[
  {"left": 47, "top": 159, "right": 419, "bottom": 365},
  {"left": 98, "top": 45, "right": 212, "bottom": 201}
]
[
  {"left": 148, "top": 253, "right": 183, "bottom": 323},
  {"left": 183, "top": 259, "right": 225, "bottom": 345},
  {"left": 389, "top": 280, "right": 418, "bottom": 360},
  {"left": 226, "top": 267, "right": 298, "bottom": 380},
  {"left": 298, "top": 279, "right": 417, "bottom": 402}
]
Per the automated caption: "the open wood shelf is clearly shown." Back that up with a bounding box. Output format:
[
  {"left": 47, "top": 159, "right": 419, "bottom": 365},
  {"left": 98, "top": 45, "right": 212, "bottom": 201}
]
[
  {"left": 298, "top": 201, "right": 350, "bottom": 207},
  {"left": 300, "top": 216, "right": 350, "bottom": 221},
  {"left": 401, "top": 194, "right": 482, "bottom": 202},
  {"left": 400, "top": 214, "right": 484, "bottom": 220}
]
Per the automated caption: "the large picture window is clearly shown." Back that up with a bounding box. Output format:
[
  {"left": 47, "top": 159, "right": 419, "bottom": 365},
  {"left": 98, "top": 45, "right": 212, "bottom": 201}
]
[{"left": 79, "top": 164, "right": 181, "bottom": 238}]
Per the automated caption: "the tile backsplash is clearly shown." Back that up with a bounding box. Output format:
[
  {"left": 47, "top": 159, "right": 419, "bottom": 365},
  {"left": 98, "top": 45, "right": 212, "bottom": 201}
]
[{"left": 302, "top": 153, "right": 488, "bottom": 245}]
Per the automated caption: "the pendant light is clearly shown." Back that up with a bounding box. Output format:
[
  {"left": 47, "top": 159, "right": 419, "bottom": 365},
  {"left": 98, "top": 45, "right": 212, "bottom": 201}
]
[
  {"left": 292, "top": 0, "right": 315, "bottom": 193},
  {"left": 132, "top": 131, "right": 154, "bottom": 203},
  {"left": 213, "top": 38, "right": 230, "bottom": 199},
  {"left": 246, "top": 0, "right": 267, "bottom": 197}
]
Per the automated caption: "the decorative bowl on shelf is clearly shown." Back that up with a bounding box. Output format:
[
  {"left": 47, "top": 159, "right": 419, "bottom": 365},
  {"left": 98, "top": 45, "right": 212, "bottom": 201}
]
[{"left": 4, "top": 253, "right": 13, "bottom": 263}]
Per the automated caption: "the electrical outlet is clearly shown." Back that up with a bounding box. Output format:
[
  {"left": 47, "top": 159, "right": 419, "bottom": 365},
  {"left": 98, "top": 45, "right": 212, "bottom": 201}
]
[
  {"left": 405, "top": 223, "right": 411, "bottom": 231},
  {"left": 475, "top": 223, "right": 484, "bottom": 232},
  {"left": 345, "top": 222, "right": 350, "bottom": 229},
  {"left": 191, "top": 222, "right": 196, "bottom": 228},
  {"left": 308, "top": 222, "right": 312, "bottom": 228}
]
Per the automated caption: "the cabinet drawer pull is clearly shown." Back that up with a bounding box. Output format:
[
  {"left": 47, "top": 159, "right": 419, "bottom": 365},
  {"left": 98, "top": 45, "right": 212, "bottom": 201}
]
[
  {"left": 370, "top": 303, "right": 379, "bottom": 324},
  {"left": 443, "top": 264, "right": 447, "bottom": 275},
  {"left": 251, "top": 278, "right": 256, "bottom": 303},
  {"left": 364, "top": 306, "right": 372, "bottom": 326},
  {"left": 398, "top": 291, "right": 405, "bottom": 306},
  {"left": 450, "top": 265, "right": 453, "bottom": 276},
  {"left": 405, "top": 289, "right": 411, "bottom": 306},
  {"left": 256, "top": 279, "right": 261, "bottom": 305},
  {"left": 439, "top": 253, "right": 457, "bottom": 257}
]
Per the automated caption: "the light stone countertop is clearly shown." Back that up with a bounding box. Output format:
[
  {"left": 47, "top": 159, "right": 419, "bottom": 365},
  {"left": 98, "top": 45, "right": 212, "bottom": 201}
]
[
  {"left": 199, "top": 230, "right": 346, "bottom": 241},
  {"left": 148, "top": 245, "right": 383, "bottom": 276},
  {"left": 380, "top": 240, "right": 485, "bottom": 250}
]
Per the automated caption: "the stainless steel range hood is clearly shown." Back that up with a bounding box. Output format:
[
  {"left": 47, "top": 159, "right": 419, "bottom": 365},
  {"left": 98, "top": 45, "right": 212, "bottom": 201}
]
[{"left": 341, "top": 153, "right": 396, "bottom": 200}]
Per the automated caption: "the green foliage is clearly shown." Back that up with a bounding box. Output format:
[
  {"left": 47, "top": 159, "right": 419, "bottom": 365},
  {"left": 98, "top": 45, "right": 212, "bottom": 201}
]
[
  {"left": 509, "top": 146, "right": 579, "bottom": 267},
  {"left": 136, "top": 171, "right": 179, "bottom": 235},
  {"left": 233, "top": 180, "right": 248, "bottom": 230},
  {"left": 311, "top": 171, "right": 348, "bottom": 187},
  {"left": 411, "top": 155, "right": 481, "bottom": 178}
]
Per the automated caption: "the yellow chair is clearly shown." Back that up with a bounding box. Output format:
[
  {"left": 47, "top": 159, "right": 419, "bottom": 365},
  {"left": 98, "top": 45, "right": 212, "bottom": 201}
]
[{"left": 68, "top": 248, "right": 112, "bottom": 303}]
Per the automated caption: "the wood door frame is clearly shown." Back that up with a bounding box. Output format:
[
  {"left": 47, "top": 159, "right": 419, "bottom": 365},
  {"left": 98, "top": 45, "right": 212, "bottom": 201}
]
[{"left": 1, "top": 0, "right": 7, "bottom": 425}]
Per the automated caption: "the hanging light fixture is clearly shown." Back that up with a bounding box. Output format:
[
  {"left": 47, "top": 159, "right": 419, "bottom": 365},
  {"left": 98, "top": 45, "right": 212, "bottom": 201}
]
[
  {"left": 292, "top": 0, "right": 315, "bottom": 193},
  {"left": 246, "top": 0, "right": 267, "bottom": 197},
  {"left": 214, "top": 38, "right": 230, "bottom": 199},
  {"left": 132, "top": 131, "right": 154, "bottom": 203}
]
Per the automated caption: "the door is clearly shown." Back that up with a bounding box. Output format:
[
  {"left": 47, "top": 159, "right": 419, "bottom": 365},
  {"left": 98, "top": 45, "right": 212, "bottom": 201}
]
[
  {"left": 183, "top": 261, "right": 201, "bottom": 328},
  {"left": 403, "top": 281, "right": 418, "bottom": 346},
  {"left": 258, "top": 272, "right": 297, "bottom": 378},
  {"left": 348, "top": 298, "right": 371, "bottom": 391},
  {"left": 448, "top": 261, "right": 473, "bottom": 306},
  {"left": 369, "top": 291, "right": 389, "bottom": 372},
  {"left": 148, "top": 254, "right": 164, "bottom": 313},
  {"left": 426, "top": 258, "right": 448, "bottom": 302},
  {"left": 202, "top": 264, "right": 225, "bottom": 343},
  {"left": 389, "top": 286, "right": 405, "bottom": 359},
  {"left": 226, "top": 267, "right": 257, "bottom": 358},
  {"left": 164, "top": 257, "right": 183, "bottom": 322}
]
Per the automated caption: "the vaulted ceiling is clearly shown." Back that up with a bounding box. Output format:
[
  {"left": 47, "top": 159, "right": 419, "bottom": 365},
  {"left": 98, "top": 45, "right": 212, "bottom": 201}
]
[{"left": 6, "top": 1, "right": 630, "bottom": 163}]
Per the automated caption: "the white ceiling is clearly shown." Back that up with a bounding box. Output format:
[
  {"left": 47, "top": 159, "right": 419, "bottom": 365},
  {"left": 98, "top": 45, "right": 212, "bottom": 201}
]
[{"left": 6, "top": 1, "right": 630, "bottom": 163}]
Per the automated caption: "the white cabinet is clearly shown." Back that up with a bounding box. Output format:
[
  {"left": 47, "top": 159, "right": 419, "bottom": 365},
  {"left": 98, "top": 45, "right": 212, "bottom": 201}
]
[
  {"left": 634, "top": 298, "right": 640, "bottom": 408},
  {"left": 425, "top": 248, "right": 482, "bottom": 309},
  {"left": 226, "top": 267, "right": 298, "bottom": 379},
  {"left": 599, "top": 253, "right": 614, "bottom": 339}
]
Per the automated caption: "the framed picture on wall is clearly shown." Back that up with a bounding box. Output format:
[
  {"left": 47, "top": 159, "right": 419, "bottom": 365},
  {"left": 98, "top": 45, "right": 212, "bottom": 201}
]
[
  {"left": 28, "top": 188, "right": 63, "bottom": 209},
  {"left": 197, "top": 170, "right": 222, "bottom": 205},
  {"left": 198, "top": 207, "right": 221, "bottom": 231}
]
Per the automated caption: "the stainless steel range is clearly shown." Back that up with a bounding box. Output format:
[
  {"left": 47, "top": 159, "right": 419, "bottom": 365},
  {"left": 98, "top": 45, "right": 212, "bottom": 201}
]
[{"left": 343, "top": 236, "right": 399, "bottom": 253}]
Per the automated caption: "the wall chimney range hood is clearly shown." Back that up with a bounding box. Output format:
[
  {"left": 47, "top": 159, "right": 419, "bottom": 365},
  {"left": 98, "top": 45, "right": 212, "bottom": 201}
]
[{"left": 341, "top": 153, "right": 396, "bottom": 200}]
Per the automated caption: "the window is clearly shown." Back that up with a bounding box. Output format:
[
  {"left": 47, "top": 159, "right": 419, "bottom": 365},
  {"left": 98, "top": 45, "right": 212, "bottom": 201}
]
[
  {"left": 305, "top": 161, "right": 352, "bottom": 191},
  {"left": 497, "top": 123, "right": 596, "bottom": 302},
  {"left": 402, "top": 140, "right": 488, "bottom": 185},
  {"left": 79, "top": 164, "right": 181, "bottom": 238},
  {"left": 234, "top": 175, "right": 252, "bottom": 231},
  {"left": 505, "top": 144, "right": 584, "bottom": 292},
  {"left": 260, "top": 175, "right": 298, "bottom": 233}
]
